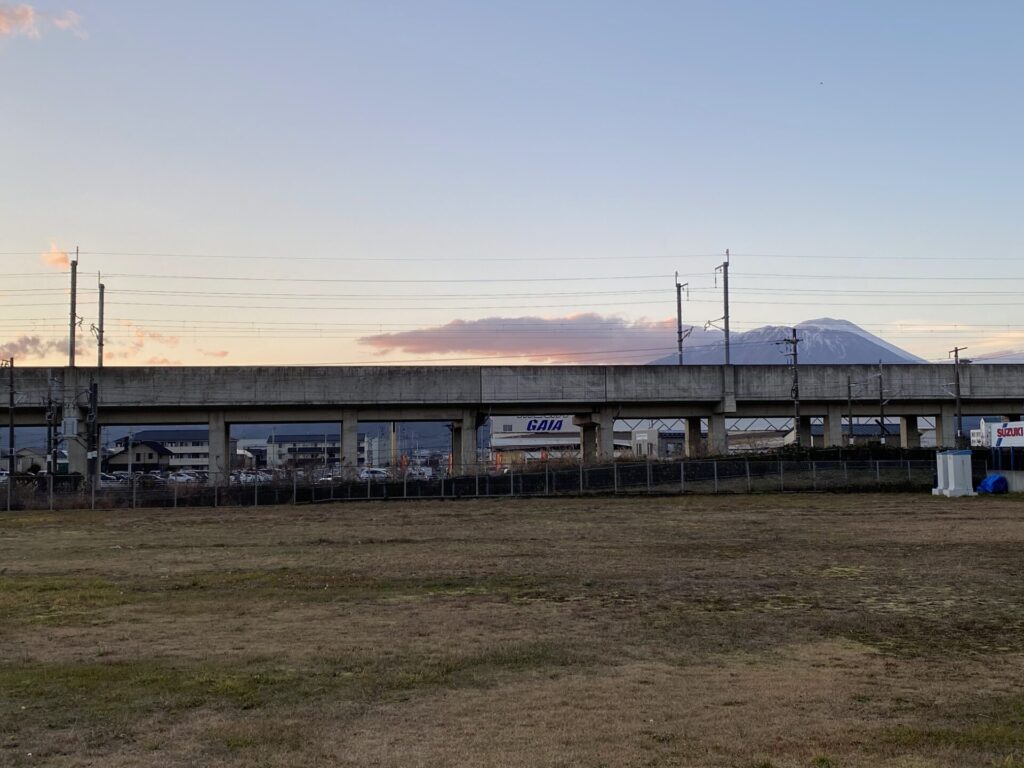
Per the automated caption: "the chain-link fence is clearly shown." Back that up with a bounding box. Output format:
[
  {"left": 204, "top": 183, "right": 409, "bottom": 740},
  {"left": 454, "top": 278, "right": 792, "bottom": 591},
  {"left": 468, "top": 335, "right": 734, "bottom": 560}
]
[{"left": 1, "top": 458, "right": 941, "bottom": 511}]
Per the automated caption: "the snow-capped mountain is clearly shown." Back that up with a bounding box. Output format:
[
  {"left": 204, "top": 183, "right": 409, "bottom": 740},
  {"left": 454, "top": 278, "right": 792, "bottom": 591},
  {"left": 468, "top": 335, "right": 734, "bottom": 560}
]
[{"left": 650, "top": 318, "right": 925, "bottom": 365}]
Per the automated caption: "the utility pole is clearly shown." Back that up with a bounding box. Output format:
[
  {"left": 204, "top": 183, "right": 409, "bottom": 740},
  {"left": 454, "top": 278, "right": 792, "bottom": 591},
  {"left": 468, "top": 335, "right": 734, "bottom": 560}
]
[
  {"left": 674, "top": 273, "right": 691, "bottom": 365},
  {"left": 950, "top": 346, "right": 969, "bottom": 449},
  {"left": 97, "top": 277, "right": 105, "bottom": 368},
  {"left": 777, "top": 329, "right": 801, "bottom": 447},
  {"left": 846, "top": 375, "right": 854, "bottom": 447},
  {"left": 877, "top": 362, "right": 887, "bottom": 444},
  {"left": 68, "top": 248, "right": 78, "bottom": 368},
  {"left": 3, "top": 358, "right": 13, "bottom": 511},
  {"left": 716, "top": 250, "right": 731, "bottom": 364},
  {"left": 87, "top": 380, "right": 99, "bottom": 481}
]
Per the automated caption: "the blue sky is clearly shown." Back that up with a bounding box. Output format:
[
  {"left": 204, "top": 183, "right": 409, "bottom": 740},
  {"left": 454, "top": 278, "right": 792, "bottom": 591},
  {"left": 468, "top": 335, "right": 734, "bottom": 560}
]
[{"left": 2, "top": 1, "right": 1023, "bottom": 364}]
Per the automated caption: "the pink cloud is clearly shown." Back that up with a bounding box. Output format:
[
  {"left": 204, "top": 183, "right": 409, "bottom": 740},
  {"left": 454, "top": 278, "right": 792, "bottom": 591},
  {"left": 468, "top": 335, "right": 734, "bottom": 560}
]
[
  {"left": 0, "top": 4, "right": 38, "bottom": 38},
  {"left": 0, "top": 335, "right": 65, "bottom": 360},
  {"left": 40, "top": 242, "right": 69, "bottom": 270},
  {"left": 200, "top": 349, "right": 230, "bottom": 358},
  {"left": 145, "top": 356, "right": 182, "bottom": 366},
  {"left": 51, "top": 9, "right": 85, "bottom": 38},
  {"left": 0, "top": 5, "right": 85, "bottom": 39},
  {"left": 358, "top": 313, "right": 679, "bottom": 363}
]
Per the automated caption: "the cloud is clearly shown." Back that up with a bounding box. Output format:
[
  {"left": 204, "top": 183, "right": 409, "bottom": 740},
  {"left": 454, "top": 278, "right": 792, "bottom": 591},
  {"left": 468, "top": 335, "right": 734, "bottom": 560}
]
[
  {"left": 144, "top": 356, "right": 182, "bottom": 366},
  {"left": 0, "top": 335, "right": 66, "bottom": 359},
  {"left": 0, "top": 5, "right": 38, "bottom": 38},
  {"left": 200, "top": 349, "right": 230, "bottom": 358},
  {"left": 40, "top": 242, "right": 69, "bottom": 270},
  {"left": 0, "top": 5, "right": 86, "bottom": 39},
  {"left": 358, "top": 313, "right": 680, "bottom": 363},
  {"left": 51, "top": 9, "right": 84, "bottom": 38}
]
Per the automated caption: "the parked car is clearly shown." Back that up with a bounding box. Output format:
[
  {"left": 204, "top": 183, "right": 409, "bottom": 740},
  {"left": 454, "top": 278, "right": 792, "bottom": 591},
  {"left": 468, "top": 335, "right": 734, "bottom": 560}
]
[{"left": 358, "top": 468, "right": 390, "bottom": 482}]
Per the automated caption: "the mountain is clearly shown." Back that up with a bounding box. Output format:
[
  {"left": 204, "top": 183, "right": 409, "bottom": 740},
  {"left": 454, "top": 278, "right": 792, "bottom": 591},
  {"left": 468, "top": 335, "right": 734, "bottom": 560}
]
[{"left": 651, "top": 318, "right": 925, "bottom": 365}]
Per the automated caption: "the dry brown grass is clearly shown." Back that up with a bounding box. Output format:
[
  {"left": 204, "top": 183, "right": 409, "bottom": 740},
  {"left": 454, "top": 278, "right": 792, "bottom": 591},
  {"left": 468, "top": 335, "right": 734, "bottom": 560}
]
[{"left": 3, "top": 494, "right": 1024, "bottom": 767}]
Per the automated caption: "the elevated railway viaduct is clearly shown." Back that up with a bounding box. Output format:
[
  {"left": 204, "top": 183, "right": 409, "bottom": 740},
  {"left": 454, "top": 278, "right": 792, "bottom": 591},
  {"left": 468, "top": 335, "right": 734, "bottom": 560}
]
[{"left": 4, "top": 364, "right": 1023, "bottom": 482}]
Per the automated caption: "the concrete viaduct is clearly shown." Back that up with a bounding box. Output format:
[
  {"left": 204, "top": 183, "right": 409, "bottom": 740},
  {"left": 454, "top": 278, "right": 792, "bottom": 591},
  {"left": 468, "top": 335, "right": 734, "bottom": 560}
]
[{"left": 4, "top": 364, "right": 1023, "bottom": 482}]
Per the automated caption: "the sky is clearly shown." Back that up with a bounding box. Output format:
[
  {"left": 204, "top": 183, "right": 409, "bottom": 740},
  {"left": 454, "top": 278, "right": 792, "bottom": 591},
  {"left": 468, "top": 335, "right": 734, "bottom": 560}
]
[{"left": 3, "top": 0, "right": 1024, "bottom": 366}]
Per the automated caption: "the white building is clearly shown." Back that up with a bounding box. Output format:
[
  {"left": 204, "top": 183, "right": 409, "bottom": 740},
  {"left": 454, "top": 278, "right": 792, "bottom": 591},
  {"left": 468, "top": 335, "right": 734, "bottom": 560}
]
[
  {"left": 113, "top": 429, "right": 234, "bottom": 472},
  {"left": 489, "top": 415, "right": 632, "bottom": 464},
  {"left": 265, "top": 433, "right": 366, "bottom": 469}
]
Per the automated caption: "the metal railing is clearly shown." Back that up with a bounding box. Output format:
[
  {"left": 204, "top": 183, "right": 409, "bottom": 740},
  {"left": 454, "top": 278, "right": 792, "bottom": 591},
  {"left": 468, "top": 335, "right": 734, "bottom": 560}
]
[{"left": 1, "top": 458, "right": 940, "bottom": 511}]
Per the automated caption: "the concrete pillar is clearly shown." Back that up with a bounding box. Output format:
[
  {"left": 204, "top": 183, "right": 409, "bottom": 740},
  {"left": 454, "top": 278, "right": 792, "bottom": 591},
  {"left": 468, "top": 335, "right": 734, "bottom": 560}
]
[
  {"left": 341, "top": 409, "right": 359, "bottom": 478},
  {"left": 935, "top": 405, "right": 956, "bottom": 448},
  {"left": 823, "top": 405, "right": 844, "bottom": 448},
  {"left": 451, "top": 425, "right": 463, "bottom": 474},
  {"left": 683, "top": 416, "right": 704, "bottom": 458},
  {"left": 597, "top": 407, "right": 615, "bottom": 462},
  {"left": 460, "top": 411, "right": 475, "bottom": 473},
  {"left": 796, "top": 416, "right": 813, "bottom": 448},
  {"left": 580, "top": 424, "right": 598, "bottom": 463},
  {"left": 900, "top": 416, "right": 921, "bottom": 449},
  {"left": 208, "top": 411, "right": 230, "bottom": 485},
  {"left": 707, "top": 413, "right": 728, "bottom": 456}
]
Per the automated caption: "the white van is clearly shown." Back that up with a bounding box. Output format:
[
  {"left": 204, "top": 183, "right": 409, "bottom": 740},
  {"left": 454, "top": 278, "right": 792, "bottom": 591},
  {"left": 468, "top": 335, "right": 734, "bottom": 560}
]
[{"left": 358, "top": 468, "right": 389, "bottom": 482}]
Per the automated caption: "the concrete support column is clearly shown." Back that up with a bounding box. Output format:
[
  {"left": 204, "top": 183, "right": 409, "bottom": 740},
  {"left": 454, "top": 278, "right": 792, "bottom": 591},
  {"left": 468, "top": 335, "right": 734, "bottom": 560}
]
[
  {"left": 683, "top": 416, "right": 704, "bottom": 458},
  {"left": 208, "top": 411, "right": 230, "bottom": 485},
  {"left": 597, "top": 407, "right": 615, "bottom": 462},
  {"left": 450, "top": 411, "right": 477, "bottom": 475},
  {"left": 935, "top": 405, "right": 956, "bottom": 448},
  {"left": 341, "top": 409, "right": 359, "bottom": 479},
  {"left": 823, "top": 405, "right": 844, "bottom": 448},
  {"left": 796, "top": 416, "right": 813, "bottom": 448},
  {"left": 451, "top": 426, "right": 463, "bottom": 474},
  {"left": 707, "top": 413, "right": 728, "bottom": 456},
  {"left": 900, "top": 416, "right": 921, "bottom": 449},
  {"left": 580, "top": 424, "right": 598, "bottom": 463}
]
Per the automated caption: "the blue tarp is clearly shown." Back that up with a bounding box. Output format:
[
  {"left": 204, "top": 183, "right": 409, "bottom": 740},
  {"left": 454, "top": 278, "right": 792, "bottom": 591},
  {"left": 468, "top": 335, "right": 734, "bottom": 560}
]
[{"left": 977, "top": 475, "right": 1009, "bottom": 494}]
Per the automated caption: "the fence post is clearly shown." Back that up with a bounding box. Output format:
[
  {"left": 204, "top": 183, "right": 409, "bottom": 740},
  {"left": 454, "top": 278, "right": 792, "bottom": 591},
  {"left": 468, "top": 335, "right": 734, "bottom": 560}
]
[
  {"left": 779, "top": 459, "right": 784, "bottom": 492},
  {"left": 843, "top": 461, "right": 849, "bottom": 488},
  {"left": 579, "top": 462, "right": 583, "bottom": 494},
  {"left": 475, "top": 470, "right": 480, "bottom": 498},
  {"left": 254, "top": 479, "right": 258, "bottom": 507},
  {"left": 545, "top": 464, "right": 549, "bottom": 496},
  {"left": 367, "top": 478, "right": 371, "bottom": 499},
  {"left": 812, "top": 461, "right": 817, "bottom": 491},
  {"left": 714, "top": 460, "right": 719, "bottom": 493},
  {"left": 49, "top": 473, "right": 54, "bottom": 511},
  {"left": 509, "top": 468, "right": 514, "bottom": 497},
  {"left": 292, "top": 472, "right": 297, "bottom": 504},
  {"left": 174, "top": 482, "right": 178, "bottom": 509},
  {"left": 613, "top": 463, "right": 618, "bottom": 494},
  {"left": 745, "top": 459, "right": 751, "bottom": 492},
  {"left": 91, "top": 477, "right": 96, "bottom": 511},
  {"left": 907, "top": 460, "right": 912, "bottom": 483},
  {"left": 132, "top": 477, "right": 137, "bottom": 509},
  {"left": 213, "top": 481, "right": 217, "bottom": 508},
  {"left": 875, "top": 460, "right": 881, "bottom": 484},
  {"left": 680, "top": 459, "right": 685, "bottom": 494},
  {"left": 646, "top": 461, "right": 652, "bottom": 493},
  {"left": 405, "top": 472, "right": 409, "bottom": 499}
]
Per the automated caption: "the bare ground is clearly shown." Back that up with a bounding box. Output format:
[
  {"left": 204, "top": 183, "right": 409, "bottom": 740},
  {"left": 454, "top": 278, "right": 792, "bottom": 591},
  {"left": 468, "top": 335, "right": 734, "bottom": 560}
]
[{"left": 2, "top": 494, "right": 1024, "bottom": 767}]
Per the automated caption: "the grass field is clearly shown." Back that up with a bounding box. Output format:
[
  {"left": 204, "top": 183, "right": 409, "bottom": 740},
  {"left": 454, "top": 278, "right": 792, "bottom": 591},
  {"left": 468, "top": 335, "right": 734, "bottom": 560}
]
[{"left": 3, "top": 494, "right": 1024, "bottom": 767}]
